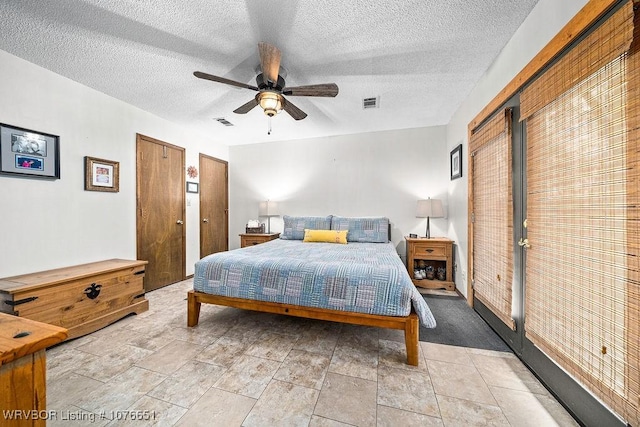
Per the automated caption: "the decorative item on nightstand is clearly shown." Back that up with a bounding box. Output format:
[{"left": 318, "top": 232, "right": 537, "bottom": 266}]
[
  {"left": 258, "top": 200, "right": 280, "bottom": 233},
  {"left": 245, "top": 219, "right": 265, "bottom": 234},
  {"left": 416, "top": 198, "right": 444, "bottom": 238}
]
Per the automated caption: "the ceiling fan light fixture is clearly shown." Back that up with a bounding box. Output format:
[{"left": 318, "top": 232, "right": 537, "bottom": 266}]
[
  {"left": 258, "top": 91, "right": 283, "bottom": 117},
  {"left": 194, "top": 43, "right": 337, "bottom": 122}
]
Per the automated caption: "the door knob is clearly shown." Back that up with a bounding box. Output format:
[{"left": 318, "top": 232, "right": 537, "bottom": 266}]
[
  {"left": 518, "top": 238, "right": 531, "bottom": 249},
  {"left": 203, "top": 218, "right": 209, "bottom": 223},
  {"left": 176, "top": 220, "right": 184, "bottom": 225}
]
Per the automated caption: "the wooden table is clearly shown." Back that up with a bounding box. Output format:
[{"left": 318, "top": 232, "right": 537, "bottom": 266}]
[{"left": 0, "top": 314, "right": 67, "bottom": 426}]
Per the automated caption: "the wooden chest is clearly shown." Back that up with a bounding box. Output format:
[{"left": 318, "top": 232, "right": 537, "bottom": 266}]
[{"left": 0, "top": 259, "right": 148, "bottom": 340}]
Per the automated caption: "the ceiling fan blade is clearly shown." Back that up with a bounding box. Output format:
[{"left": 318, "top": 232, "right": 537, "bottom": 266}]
[
  {"left": 283, "top": 83, "right": 339, "bottom": 97},
  {"left": 193, "top": 71, "right": 258, "bottom": 91},
  {"left": 282, "top": 98, "right": 307, "bottom": 121},
  {"left": 258, "top": 42, "right": 281, "bottom": 84},
  {"left": 233, "top": 97, "right": 259, "bottom": 114}
]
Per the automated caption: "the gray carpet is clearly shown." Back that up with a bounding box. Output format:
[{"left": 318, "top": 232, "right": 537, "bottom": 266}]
[{"left": 420, "top": 294, "right": 511, "bottom": 352}]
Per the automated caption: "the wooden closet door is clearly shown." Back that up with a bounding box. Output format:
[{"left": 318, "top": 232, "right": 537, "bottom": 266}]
[
  {"left": 199, "top": 154, "right": 228, "bottom": 258},
  {"left": 136, "top": 134, "right": 185, "bottom": 291}
]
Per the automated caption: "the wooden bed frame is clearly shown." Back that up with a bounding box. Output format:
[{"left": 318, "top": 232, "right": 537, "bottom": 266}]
[{"left": 187, "top": 290, "right": 420, "bottom": 366}]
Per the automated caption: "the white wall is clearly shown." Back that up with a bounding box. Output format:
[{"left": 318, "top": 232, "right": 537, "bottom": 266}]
[
  {"left": 228, "top": 126, "right": 449, "bottom": 260},
  {"left": 0, "top": 50, "right": 228, "bottom": 277},
  {"left": 445, "top": 0, "right": 589, "bottom": 296}
]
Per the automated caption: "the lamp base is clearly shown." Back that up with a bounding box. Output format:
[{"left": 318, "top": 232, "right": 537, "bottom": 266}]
[{"left": 425, "top": 217, "right": 431, "bottom": 239}]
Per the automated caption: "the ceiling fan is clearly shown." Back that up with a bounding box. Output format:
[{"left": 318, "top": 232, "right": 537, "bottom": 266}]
[{"left": 194, "top": 42, "right": 339, "bottom": 121}]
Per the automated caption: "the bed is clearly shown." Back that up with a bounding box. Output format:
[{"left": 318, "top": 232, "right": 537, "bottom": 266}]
[{"left": 187, "top": 215, "right": 436, "bottom": 366}]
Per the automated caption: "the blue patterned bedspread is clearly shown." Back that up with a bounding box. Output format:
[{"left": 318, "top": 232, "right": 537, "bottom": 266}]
[{"left": 193, "top": 239, "right": 436, "bottom": 328}]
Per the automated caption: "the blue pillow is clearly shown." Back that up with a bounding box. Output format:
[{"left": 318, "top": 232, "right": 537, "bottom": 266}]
[
  {"left": 280, "top": 215, "right": 333, "bottom": 240},
  {"left": 331, "top": 216, "right": 389, "bottom": 242}
]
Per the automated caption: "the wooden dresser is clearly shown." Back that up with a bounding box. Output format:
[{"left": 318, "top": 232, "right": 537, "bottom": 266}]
[
  {"left": 240, "top": 233, "right": 280, "bottom": 248},
  {"left": 0, "top": 259, "right": 148, "bottom": 340},
  {"left": 1, "top": 314, "right": 67, "bottom": 426},
  {"left": 405, "top": 237, "right": 455, "bottom": 290}
]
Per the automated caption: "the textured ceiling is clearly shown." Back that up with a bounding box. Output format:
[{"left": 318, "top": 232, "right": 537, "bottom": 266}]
[{"left": 0, "top": 0, "right": 540, "bottom": 146}]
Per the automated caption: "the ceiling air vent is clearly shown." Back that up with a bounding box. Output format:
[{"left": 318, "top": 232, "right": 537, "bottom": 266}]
[
  {"left": 362, "top": 97, "right": 379, "bottom": 109},
  {"left": 214, "top": 117, "right": 234, "bottom": 126}
]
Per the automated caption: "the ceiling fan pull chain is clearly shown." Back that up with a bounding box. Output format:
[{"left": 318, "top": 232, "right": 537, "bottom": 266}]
[{"left": 267, "top": 116, "right": 272, "bottom": 135}]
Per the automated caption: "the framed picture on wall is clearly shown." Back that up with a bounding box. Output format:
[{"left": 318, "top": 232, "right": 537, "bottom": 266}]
[
  {"left": 186, "top": 181, "right": 199, "bottom": 193},
  {"left": 0, "top": 123, "right": 60, "bottom": 179},
  {"left": 450, "top": 144, "right": 462, "bottom": 180},
  {"left": 84, "top": 156, "right": 119, "bottom": 192}
]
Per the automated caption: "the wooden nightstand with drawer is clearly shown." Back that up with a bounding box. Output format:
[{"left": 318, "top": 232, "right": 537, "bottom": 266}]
[
  {"left": 240, "top": 233, "right": 280, "bottom": 248},
  {"left": 405, "top": 237, "right": 455, "bottom": 290}
]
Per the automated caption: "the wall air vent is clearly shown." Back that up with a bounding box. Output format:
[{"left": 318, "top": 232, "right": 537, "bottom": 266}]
[
  {"left": 362, "top": 97, "right": 379, "bottom": 109},
  {"left": 214, "top": 117, "right": 234, "bottom": 126}
]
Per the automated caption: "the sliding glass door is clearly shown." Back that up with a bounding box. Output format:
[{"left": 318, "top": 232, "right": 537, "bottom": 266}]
[{"left": 469, "top": 3, "right": 639, "bottom": 425}]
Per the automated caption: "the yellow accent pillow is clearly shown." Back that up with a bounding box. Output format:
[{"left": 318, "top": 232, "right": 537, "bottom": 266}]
[{"left": 303, "top": 229, "right": 348, "bottom": 244}]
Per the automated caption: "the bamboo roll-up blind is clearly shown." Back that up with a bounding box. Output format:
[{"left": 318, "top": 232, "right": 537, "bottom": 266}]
[
  {"left": 520, "top": 3, "right": 633, "bottom": 121},
  {"left": 470, "top": 109, "right": 515, "bottom": 330},
  {"left": 624, "top": 21, "right": 640, "bottom": 426},
  {"left": 523, "top": 3, "right": 639, "bottom": 424}
]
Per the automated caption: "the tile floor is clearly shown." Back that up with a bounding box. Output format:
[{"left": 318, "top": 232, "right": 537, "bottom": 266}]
[{"left": 45, "top": 279, "right": 578, "bottom": 426}]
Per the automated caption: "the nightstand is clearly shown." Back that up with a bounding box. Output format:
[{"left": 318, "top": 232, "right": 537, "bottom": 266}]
[
  {"left": 405, "top": 237, "right": 454, "bottom": 290},
  {"left": 240, "top": 233, "right": 280, "bottom": 248}
]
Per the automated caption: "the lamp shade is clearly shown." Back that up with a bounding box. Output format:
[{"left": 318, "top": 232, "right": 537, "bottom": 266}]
[
  {"left": 416, "top": 199, "right": 444, "bottom": 218},
  {"left": 258, "top": 200, "right": 280, "bottom": 217}
]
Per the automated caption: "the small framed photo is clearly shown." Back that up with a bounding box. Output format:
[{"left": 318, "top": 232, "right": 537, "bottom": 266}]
[
  {"left": 186, "top": 181, "right": 199, "bottom": 193},
  {"left": 84, "top": 156, "right": 119, "bottom": 192},
  {"left": 450, "top": 143, "right": 462, "bottom": 180},
  {"left": 0, "top": 123, "right": 60, "bottom": 179}
]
